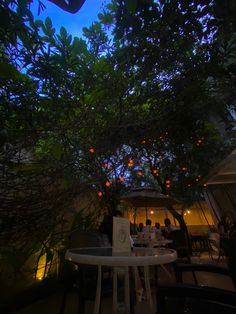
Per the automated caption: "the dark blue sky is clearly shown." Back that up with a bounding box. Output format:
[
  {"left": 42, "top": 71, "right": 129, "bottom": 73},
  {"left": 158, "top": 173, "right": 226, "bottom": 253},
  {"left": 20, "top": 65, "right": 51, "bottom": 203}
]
[{"left": 31, "top": 0, "right": 108, "bottom": 38}]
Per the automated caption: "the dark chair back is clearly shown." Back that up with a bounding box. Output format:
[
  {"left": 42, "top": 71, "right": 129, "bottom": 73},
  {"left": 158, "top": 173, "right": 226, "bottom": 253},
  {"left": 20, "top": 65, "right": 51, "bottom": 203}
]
[
  {"left": 168, "top": 229, "right": 191, "bottom": 262},
  {"left": 174, "top": 262, "right": 235, "bottom": 290},
  {"left": 60, "top": 230, "right": 111, "bottom": 314},
  {"left": 157, "top": 283, "right": 236, "bottom": 314},
  {"left": 228, "top": 237, "right": 236, "bottom": 288}
]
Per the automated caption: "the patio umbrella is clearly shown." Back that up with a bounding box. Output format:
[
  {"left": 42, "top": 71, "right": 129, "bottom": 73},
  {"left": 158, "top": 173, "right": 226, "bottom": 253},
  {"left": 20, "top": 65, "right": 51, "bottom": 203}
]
[{"left": 120, "top": 187, "right": 181, "bottom": 208}]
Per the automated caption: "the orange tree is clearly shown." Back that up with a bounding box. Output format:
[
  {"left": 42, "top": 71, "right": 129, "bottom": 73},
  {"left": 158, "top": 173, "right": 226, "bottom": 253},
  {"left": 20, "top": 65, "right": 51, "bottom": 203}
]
[{"left": 1, "top": 0, "right": 236, "bottom": 251}]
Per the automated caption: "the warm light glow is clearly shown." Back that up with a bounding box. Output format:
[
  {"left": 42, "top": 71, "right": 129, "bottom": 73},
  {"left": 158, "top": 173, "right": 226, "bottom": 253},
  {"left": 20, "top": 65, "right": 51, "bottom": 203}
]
[
  {"left": 187, "top": 210, "right": 191, "bottom": 214},
  {"left": 166, "top": 184, "right": 170, "bottom": 188},
  {"left": 153, "top": 169, "right": 157, "bottom": 174},
  {"left": 187, "top": 184, "right": 191, "bottom": 187},
  {"left": 138, "top": 171, "right": 142, "bottom": 176},
  {"left": 203, "top": 183, "right": 207, "bottom": 187},
  {"left": 150, "top": 210, "right": 154, "bottom": 214},
  {"left": 36, "top": 254, "right": 47, "bottom": 280},
  {"left": 181, "top": 167, "right": 187, "bottom": 171},
  {"left": 104, "top": 163, "right": 108, "bottom": 168},
  {"left": 98, "top": 191, "right": 103, "bottom": 197},
  {"left": 196, "top": 138, "right": 204, "bottom": 146},
  {"left": 89, "top": 148, "right": 95, "bottom": 153},
  {"left": 105, "top": 181, "right": 111, "bottom": 187},
  {"left": 119, "top": 177, "right": 124, "bottom": 182},
  {"left": 166, "top": 180, "right": 171, "bottom": 184}
]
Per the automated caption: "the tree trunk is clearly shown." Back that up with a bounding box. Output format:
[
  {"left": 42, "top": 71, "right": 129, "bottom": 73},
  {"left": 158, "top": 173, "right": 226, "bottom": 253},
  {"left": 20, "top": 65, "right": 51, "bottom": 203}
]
[{"left": 167, "top": 205, "right": 192, "bottom": 255}]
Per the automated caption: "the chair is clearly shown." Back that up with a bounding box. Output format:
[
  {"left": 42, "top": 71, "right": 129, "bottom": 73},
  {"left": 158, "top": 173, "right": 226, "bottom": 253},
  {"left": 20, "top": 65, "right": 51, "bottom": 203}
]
[
  {"left": 59, "top": 230, "right": 112, "bottom": 314},
  {"left": 208, "top": 232, "right": 226, "bottom": 263},
  {"left": 190, "top": 234, "right": 212, "bottom": 258},
  {"left": 174, "top": 262, "right": 235, "bottom": 290},
  {"left": 156, "top": 283, "right": 236, "bottom": 314},
  {"left": 227, "top": 236, "right": 236, "bottom": 288},
  {"left": 168, "top": 229, "right": 191, "bottom": 262}
]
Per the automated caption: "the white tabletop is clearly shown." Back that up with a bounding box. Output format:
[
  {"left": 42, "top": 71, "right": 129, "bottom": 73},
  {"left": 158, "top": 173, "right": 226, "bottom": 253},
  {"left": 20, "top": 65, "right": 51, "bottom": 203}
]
[{"left": 65, "top": 246, "right": 177, "bottom": 267}]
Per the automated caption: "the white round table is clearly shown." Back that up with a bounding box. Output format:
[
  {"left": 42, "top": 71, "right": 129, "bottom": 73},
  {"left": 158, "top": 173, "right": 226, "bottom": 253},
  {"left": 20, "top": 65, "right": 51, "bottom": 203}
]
[{"left": 66, "top": 247, "right": 177, "bottom": 314}]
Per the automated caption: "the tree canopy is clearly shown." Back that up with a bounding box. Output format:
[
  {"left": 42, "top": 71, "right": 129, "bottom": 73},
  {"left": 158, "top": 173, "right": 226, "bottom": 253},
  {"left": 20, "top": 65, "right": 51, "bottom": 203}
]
[{"left": 0, "top": 0, "right": 235, "bottom": 274}]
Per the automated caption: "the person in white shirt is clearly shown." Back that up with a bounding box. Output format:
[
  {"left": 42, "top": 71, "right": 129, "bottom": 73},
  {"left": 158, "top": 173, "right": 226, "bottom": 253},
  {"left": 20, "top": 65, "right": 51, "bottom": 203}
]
[
  {"left": 164, "top": 218, "right": 177, "bottom": 235},
  {"left": 143, "top": 219, "right": 155, "bottom": 233}
]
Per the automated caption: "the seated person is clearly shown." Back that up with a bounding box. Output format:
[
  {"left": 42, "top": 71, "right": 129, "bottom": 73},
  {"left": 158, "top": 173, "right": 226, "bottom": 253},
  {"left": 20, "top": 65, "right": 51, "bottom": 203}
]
[
  {"left": 218, "top": 215, "right": 233, "bottom": 238},
  {"left": 155, "top": 222, "right": 164, "bottom": 239},
  {"left": 163, "top": 218, "right": 177, "bottom": 237},
  {"left": 98, "top": 209, "right": 122, "bottom": 244},
  {"left": 218, "top": 215, "right": 235, "bottom": 257},
  {"left": 137, "top": 222, "right": 144, "bottom": 232},
  {"left": 143, "top": 218, "right": 156, "bottom": 233}
]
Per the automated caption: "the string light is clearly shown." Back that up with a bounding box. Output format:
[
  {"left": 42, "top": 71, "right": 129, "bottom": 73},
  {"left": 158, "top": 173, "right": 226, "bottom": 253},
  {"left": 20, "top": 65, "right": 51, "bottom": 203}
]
[
  {"left": 105, "top": 181, "right": 111, "bottom": 187},
  {"left": 89, "top": 148, "right": 95, "bottom": 153},
  {"left": 196, "top": 138, "right": 204, "bottom": 146},
  {"left": 98, "top": 191, "right": 103, "bottom": 197},
  {"left": 165, "top": 180, "right": 171, "bottom": 189},
  {"left": 128, "top": 159, "right": 134, "bottom": 167},
  {"left": 119, "top": 177, "right": 124, "bottom": 182}
]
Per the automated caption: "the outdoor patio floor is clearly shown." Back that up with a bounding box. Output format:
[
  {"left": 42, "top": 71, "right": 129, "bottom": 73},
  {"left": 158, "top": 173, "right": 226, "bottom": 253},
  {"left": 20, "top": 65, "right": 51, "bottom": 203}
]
[{"left": 12, "top": 253, "right": 234, "bottom": 314}]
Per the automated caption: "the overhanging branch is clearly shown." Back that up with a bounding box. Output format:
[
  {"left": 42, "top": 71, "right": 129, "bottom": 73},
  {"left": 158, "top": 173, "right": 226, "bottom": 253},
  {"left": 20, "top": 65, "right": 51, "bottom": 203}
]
[{"left": 48, "top": 0, "right": 86, "bottom": 13}]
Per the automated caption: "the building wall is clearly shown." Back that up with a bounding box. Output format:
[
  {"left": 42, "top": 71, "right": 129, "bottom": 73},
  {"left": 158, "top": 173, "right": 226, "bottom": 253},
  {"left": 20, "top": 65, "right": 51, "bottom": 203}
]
[{"left": 126, "top": 201, "right": 215, "bottom": 234}]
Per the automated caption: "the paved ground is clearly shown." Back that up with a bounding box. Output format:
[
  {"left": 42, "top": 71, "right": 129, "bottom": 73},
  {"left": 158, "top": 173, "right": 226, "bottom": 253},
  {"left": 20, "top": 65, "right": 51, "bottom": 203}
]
[{"left": 11, "top": 253, "right": 235, "bottom": 314}]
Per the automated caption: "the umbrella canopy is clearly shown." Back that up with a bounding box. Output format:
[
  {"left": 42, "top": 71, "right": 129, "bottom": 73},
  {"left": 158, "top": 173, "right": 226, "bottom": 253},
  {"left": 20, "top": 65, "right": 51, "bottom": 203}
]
[
  {"left": 120, "top": 187, "right": 181, "bottom": 208},
  {"left": 203, "top": 149, "right": 236, "bottom": 185}
]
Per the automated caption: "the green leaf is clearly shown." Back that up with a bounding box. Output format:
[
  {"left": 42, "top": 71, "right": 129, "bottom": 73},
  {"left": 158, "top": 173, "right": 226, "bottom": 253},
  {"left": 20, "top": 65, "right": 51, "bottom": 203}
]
[
  {"left": 98, "top": 12, "right": 114, "bottom": 26},
  {"left": 13, "top": 163, "right": 47, "bottom": 172},
  {"left": 17, "top": 0, "right": 28, "bottom": 17},
  {"left": 72, "top": 37, "right": 87, "bottom": 54},
  {"left": 51, "top": 143, "right": 63, "bottom": 160},
  {"left": 34, "top": 19, "right": 43, "bottom": 28},
  {"left": 45, "top": 17, "right": 52, "bottom": 29},
  {"left": 60, "top": 26, "right": 67, "bottom": 38},
  {"left": 0, "top": 62, "right": 26, "bottom": 80},
  {"left": 93, "top": 58, "right": 112, "bottom": 73},
  {"left": 125, "top": 0, "right": 137, "bottom": 13}
]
